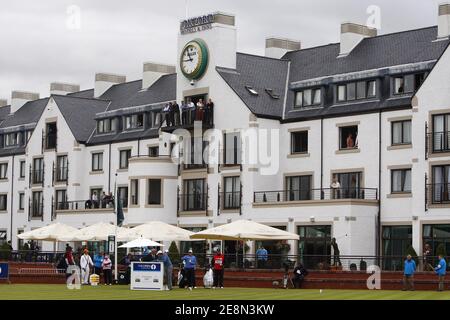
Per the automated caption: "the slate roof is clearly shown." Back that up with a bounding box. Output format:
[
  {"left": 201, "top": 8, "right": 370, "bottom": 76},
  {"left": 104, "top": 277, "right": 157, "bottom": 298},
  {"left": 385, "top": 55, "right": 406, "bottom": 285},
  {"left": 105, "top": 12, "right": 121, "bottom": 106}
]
[
  {"left": 68, "top": 89, "right": 94, "bottom": 98},
  {"left": 52, "top": 95, "right": 110, "bottom": 143},
  {"left": 0, "top": 98, "right": 49, "bottom": 128},
  {"left": 0, "top": 106, "right": 11, "bottom": 124}
]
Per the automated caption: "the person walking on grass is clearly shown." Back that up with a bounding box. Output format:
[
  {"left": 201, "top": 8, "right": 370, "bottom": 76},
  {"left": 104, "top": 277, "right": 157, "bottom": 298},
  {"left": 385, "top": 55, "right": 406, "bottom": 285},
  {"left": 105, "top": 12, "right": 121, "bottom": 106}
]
[
  {"left": 102, "top": 254, "right": 113, "bottom": 286},
  {"left": 182, "top": 249, "right": 197, "bottom": 290},
  {"left": 435, "top": 254, "right": 447, "bottom": 292},
  {"left": 402, "top": 254, "right": 416, "bottom": 291}
]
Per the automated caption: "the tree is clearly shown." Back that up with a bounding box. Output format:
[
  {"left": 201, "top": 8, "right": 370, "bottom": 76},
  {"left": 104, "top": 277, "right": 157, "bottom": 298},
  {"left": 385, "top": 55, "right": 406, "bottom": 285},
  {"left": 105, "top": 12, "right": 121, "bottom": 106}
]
[{"left": 168, "top": 241, "right": 180, "bottom": 265}]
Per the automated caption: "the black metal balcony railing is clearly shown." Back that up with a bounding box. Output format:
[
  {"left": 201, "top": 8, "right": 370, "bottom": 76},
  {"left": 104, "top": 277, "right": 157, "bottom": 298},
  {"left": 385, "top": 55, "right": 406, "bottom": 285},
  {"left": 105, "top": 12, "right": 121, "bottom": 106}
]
[
  {"left": 222, "top": 191, "right": 241, "bottom": 210},
  {"left": 183, "top": 162, "right": 208, "bottom": 170},
  {"left": 427, "top": 131, "right": 450, "bottom": 153},
  {"left": 55, "top": 199, "right": 115, "bottom": 211},
  {"left": 178, "top": 193, "right": 208, "bottom": 212},
  {"left": 253, "top": 187, "right": 378, "bottom": 203},
  {"left": 427, "top": 183, "right": 450, "bottom": 204},
  {"left": 30, "top": 169, "right": 44, "bottom": 185},
  {"left": 160, "top": 106, "right": 214, "bottom": 131}
]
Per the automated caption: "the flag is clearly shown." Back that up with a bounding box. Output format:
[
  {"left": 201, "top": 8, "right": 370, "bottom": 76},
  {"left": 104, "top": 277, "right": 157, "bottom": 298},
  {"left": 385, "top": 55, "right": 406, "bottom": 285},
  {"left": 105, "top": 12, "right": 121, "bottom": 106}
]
[{"left": 116, "top": 191, "right": 124, "bottom": 227}]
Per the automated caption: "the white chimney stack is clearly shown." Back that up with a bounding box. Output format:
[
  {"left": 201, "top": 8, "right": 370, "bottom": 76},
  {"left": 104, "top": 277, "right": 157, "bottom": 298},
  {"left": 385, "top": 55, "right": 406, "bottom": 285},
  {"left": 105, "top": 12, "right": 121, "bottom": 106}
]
[
  {"left": 438, "top": 3, "right": 450, "bottom": 39},
  {"left": 0, "top": 99, "right": 7, "bottom": 107},
  {"left": 50, "top": 82, "right": 80, "bottom": 96},
  {"left": 94, "top": 73, "right": 126, "bottom": 98},
  {"left": 339, "top": 23, "right": 377, "bottom": 56},
  {"left": 265, "top": 37, "right": 301, "bottom": 59},
  {"left": 11, "top": 91, "right": 39, "bottom": 114},
  {"left": 142, "top": 62, "right": 176, "bottom": 89}
]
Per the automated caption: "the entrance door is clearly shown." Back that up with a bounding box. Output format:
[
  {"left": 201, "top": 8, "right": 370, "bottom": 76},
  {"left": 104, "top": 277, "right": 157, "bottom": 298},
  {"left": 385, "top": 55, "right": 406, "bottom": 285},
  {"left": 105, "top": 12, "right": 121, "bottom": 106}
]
[{"left": 298, "top": 225, "right": 331, "bottom": 270}]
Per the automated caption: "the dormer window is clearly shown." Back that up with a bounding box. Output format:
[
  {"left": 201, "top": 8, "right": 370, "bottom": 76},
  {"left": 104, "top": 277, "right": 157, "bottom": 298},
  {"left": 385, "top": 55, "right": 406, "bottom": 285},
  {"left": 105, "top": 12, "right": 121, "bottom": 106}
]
[
  {"left": 265, "top": 88, "right": 280, "bottom": 99},
  {"left": 337, "top": 80, "right": 376, "bottom": 102},
  {"left": 393, "top": 73, "right": 425, "bottom": 95},
  {"left": 245, "top": 86, "right": 258, "bottom": 96},
  {"left": 97, "top": 118, "right": 116, "bottom": 134},
  {"left": 124, "top": 114, "right": 144, "bottom": 130},
  {"left": 4, "top": 132, "right": 21, "bottom": 147},
  {"left": 294, "top": 88, "right": 321, "bottom": 108}
]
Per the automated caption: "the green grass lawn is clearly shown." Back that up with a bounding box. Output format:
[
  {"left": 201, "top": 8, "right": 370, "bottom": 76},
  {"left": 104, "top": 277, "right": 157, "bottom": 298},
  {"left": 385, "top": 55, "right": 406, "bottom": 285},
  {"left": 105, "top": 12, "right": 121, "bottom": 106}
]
[{"left": 0, "top": 285, "right": 449, "bottom": 300}]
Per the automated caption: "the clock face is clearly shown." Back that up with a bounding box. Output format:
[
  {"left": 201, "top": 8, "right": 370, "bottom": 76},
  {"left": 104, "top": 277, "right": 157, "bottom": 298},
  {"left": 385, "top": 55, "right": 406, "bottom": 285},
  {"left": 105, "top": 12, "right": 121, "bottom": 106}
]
[{"left": 180, "top": 39, "right": 208, "bottom": 80}]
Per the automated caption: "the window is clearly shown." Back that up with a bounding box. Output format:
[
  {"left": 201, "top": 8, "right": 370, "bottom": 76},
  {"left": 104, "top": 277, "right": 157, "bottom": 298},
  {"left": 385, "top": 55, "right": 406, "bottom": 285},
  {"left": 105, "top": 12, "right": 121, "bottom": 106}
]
[
  {"left": 56, "top": 155, "right": 68, "bottom": 182},
  {"left": 339, "top": 126, "right": 358, "bottom": 149},
  {"left": 19, "top": 160, "right": 25, "bottom": 178},
  {"left": 45, "top": 122, "right": 57, "bottom": 150},
  {"left": 0, "top": 194, "right": 7, "bottom": 211},
  {"left": 223, "top": 176, "right": 240, "bottom": 209},
  {"left": 0, "top": 163, "right": 8, "bottom": 180},
  {"left": 92, "top": 152, "right": 103, "bottom": 172},
  {"left": 130, "top": 179, "right": 139, "bottom": 205},
  {"left": 147, "top": 179, "right": 162, "bottom": 205},
  {"left": 119, "top": 149, "right": 131, "bottom": 169},
  {"left": 183, "top": 179, "right": 205, "bottom": 211},
  {"left": 97, "top": 118, "right": 116, "bottom": 134},
  {"left": 118, "top": 186, "right": 128, "bottom": 208},
  {"left": 432, "top": 114, "right": 450, "bottom": 152},
  {"left": 298, "top": 225, "right": 331, "bottom": 269},
  {"left": 294, "top": 88, "right": 321, "bottom": 108},
  {"left": 245, "top": 86, "right": 258, "bottom": 95},
  {"left": 391, "top": 169, "right": 411, "bottom": 193},
  {"left": 4, "top": 132, "right": 20, "bottom": 147},
  {"left": 19, "top": 192, "right": 24, "bottom": 210},
  {"left": 332, "top": 172, "right": 363, "bottom": 199},
  {"left": 31, "top": 191, "right": 43, "bottom": 217},
  {"left": 55, "top": 189, "right": 67, "bottom": 210},
  {"left": 224, "top": 132, "right": 241, "bottom": 165},
  {"left": 394, "top": 73, "right": 425, "bottom": 95},
  {"left": 124, "top": 114, "right": 144, "bottom": 130},
  {"left": 392, "top": 120, "right": 412, "bottom": 145},
  {"left": 291, "top": 131, "right": 308, "bottom": 154},
  {"left": 286, "top": 175, "right": 312, "bottom": 201},
  {"left": 382, "top": 226, "right": 412, "bottom": 270},
  {"left": 148, "top": 146, "right": 159, "bottom": 157},
  {"left": 32, "top": 158, "right": 43, "bottom": 184},
  {"left": 431, "top": 165, "right": 450, "bottom": 203},
  {"left": 337, "top": 80, "right": 377, "bottom": 102},
  {"left": 423, "top": 224, "right": 450, "bottom": 259}
]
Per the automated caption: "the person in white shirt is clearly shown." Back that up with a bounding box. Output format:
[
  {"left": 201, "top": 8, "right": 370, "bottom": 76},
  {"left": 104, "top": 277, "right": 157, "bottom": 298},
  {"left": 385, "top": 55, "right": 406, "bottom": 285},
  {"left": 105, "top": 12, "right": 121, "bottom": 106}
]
[
  {"left": 80, "top": 249, "right": 94, "bottom": 285},
  {"left": 330, "top": 177, "right": 341, "bottom": 199}
]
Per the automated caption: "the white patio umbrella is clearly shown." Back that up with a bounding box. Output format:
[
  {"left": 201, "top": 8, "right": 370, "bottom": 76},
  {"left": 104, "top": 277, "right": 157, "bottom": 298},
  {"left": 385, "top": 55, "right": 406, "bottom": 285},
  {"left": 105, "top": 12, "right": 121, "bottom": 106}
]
[
  {"left": 59, "top": 222, "right": 131, "bottom": 242},
  {"left": 190, "top": 220, "right": 300, "bottom": 241},
  {"left": 18, "top": 223, "right": 78, "bottom": 242},
  {"left": 119, "top": 237, "right": 164, "bottom": 248},
  {"left": 124, "top": 221, "right": 195, "bottom": 241}
]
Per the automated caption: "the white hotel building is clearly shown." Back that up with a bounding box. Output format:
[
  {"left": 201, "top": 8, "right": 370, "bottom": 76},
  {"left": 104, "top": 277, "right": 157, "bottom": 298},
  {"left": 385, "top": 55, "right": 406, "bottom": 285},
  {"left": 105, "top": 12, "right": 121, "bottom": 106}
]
[{"left": 1, "top": 5, "right": 450, "bottom": 267}]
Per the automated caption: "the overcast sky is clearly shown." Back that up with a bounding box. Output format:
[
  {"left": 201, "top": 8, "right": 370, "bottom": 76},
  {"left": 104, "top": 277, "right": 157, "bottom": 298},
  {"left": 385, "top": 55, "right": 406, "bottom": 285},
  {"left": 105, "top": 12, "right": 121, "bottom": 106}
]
[{"left": 0, "top": 0, "right": 443, "bottom": 101}]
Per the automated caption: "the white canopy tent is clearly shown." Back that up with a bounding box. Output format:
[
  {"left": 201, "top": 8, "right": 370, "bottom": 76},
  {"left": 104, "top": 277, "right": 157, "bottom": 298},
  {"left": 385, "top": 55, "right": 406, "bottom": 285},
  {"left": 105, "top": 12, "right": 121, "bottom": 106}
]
[
  {"left": 119, "top": 237, "right": 164, "bottom": 248},
  {"left": 123, "top": 221, "right": 195, "bottom": 241},
  {"left": 58, "top": 222, "right": 131, "bottom": 242},
  {"left": 190, "top": 220, "right": 300, "bottom": 241},
  {"left": 18, "top": 223, "right": 79, "bottom": 242}
]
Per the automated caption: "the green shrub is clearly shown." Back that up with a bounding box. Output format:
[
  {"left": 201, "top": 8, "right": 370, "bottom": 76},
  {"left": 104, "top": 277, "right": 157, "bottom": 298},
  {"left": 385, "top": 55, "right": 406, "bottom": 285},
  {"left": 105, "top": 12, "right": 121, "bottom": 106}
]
[{"left": 168, "top": 241, "right": 180, "bottom": 264}]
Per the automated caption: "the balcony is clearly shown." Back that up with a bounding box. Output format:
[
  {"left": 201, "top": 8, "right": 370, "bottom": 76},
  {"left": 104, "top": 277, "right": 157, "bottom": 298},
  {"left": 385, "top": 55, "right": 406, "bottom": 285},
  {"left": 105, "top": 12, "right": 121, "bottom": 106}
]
[
  {"left": 253, "top": 187, "right": 378, "bottom": 205},
  {"left": 160, "top": 107, "right": 214, "bottom": 133},
  {"left": 426, "top": 183, "right": 450, "bottom": 205},
  {"left": 221, "top": 191, "right": 241, "bottom": 211},
  {"left": 30, "top": 169, "right": 44, "bottom": 186},
  {"left": 177, "top": 192, "right": 208, "bottom": 215},
  {"left": 54, "top": 199, "right": 115, "bottom": 212},
  {"left": 29, "top": 201, "right": 44, "bottom": 220},
  {"left": 427, "top": 131, "right": 450, "bottom": 154},
  {"left": 54, "top": 166, "right": 68, "bottom": 183}
]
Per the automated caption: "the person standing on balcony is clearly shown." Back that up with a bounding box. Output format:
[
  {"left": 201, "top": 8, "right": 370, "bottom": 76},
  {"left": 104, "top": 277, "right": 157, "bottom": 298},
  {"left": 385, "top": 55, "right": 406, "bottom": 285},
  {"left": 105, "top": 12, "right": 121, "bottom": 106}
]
[
  {"left": 182, "top": 249, "right": 197, "bottom": 290},
  {"left": 256, "top": 246, "right": 268, "bottom": 269},
  {"left": 187, "top": 98, "right": 196, "bottom": 124},
  {"left": 211, "top": 248, "right": 225, "bottom": 289},
  {"left": 196, "top": 99, "right": 205, "bottom": 121},
  {"left": 173, "top": 101, "right": 180, "bottom": 126},
  {"left": 330, "top": 177, "right": 341, "bottom": 199},
  {"left": 434, "top": 254, "right": 447, "bottom": 292},
  {"left": 80, "top": 249, "right": 94, "bottom": 285},
  {"left": 331, "top": 238, "right": 342, "bottom": 267},
  {"left": 91, "top": 192, "right": 99, "bottom": 209},
  {"left": 163, "top": 103, "right": 171, "bottom": 127},
  {"left": 402, "top": 255, "right": 416, "bottom": 291},
  {"left": 181, "top": 100, "right": 189, "bottom": 125},
  {"left": 205, "top": 98, "right": 214, "bottom": 126}
]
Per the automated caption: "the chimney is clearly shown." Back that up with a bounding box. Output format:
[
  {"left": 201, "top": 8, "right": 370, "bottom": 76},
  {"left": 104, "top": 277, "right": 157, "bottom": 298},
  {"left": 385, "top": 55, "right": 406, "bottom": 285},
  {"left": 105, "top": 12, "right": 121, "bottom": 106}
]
[
  {"left": 94, "top": 73, "right": 126, "bottom": 98},
  {"left": 0, "top": 99, "right": 7, "bottom": 107},
  {"left": 265, "top": 37, "right": 301, "bottom": 59},
  {"left": 142, "top": 62, "right": 176, "bottom": 89},
  {"left": 438, "top": 3, "right": 450, "bottom": 39},
  {"left": 11, "top": 91, "right": 39, "bottom": 114},
  {"left": 50, "top": 82, "right": 80, "bottom": 96},
  {"left": 339, "top": 22, "right": 377, "bottom": 56}
]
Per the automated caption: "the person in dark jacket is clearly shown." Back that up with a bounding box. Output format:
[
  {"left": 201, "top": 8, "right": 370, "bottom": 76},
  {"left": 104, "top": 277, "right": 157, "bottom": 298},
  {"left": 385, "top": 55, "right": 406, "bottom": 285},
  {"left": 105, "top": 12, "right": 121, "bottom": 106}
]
[
  {"left": 293, "top": 262, "right": 308, "bottom": 288},
  {"left": 142, "top": 248, "right": 157, "bottom": 262},
  {"left": 402, "top": 254, "right": 416, "bottom": 291}
]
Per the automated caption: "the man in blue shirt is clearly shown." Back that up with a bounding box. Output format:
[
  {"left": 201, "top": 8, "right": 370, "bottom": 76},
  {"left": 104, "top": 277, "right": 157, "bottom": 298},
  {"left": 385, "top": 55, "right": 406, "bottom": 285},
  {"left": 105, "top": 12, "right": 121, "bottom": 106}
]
[
  {"left": 435, "top": 254, "right": 447, "bottom": 292},
  {"left": 157, "top": 250, "right": 174, "bottom": 290},
  {"left": 93, "top": 252, "right": 103, "bottom": 275},
  {"left": 402, "top": 254, "right": 416, "bottom": 291},
  {"left": 256, "top": 246, "right": 268, "bottom": 269},
  {"left": 182, "top": 249, "right": 197, "bottom": 290}
]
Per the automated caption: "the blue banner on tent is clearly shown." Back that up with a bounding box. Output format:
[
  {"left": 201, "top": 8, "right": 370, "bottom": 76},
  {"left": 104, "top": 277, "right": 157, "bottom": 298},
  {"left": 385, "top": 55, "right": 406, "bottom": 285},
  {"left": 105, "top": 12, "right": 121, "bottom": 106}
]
[{"left": 0, "top": 263, "right": 9, "bottom": 280}]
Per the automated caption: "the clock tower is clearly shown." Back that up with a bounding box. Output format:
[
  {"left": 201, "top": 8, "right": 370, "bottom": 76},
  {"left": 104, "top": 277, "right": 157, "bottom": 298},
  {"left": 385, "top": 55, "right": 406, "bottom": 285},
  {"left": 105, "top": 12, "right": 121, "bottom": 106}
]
[{"left": 176, "top": 12, "right": 236, "bottom": 101}]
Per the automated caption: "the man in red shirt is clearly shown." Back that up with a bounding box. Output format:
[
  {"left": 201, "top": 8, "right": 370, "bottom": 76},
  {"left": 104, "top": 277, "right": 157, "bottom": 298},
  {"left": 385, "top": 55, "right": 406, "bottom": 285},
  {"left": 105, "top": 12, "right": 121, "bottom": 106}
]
[{"left": 211, "top": 248, "right": 225, "bottom": 288}]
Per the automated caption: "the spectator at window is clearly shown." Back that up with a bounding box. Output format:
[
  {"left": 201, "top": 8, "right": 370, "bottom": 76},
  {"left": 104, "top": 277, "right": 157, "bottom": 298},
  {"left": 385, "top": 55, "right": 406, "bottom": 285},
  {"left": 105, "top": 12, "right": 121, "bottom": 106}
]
[
  {"left": 205, "top": 98, "right": 214, "bottom": 125},
  {"left": 346, "top": 133, "right": 355, "bottom": 148},
  {"left": 196, "top": 99, "right": 205, "bottom": 121}
]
